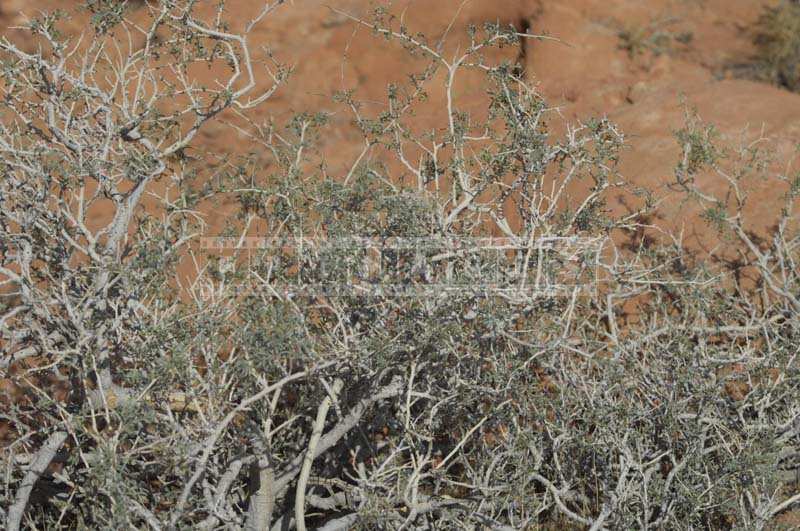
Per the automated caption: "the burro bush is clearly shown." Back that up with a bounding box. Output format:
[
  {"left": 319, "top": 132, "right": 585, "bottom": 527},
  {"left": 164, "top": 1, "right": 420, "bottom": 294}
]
[
  {"left": 752, "top": 0, "right": 800, "bottom": 92},
  {"left": 0, "top": 2, "right": 798, "bottom": 529}
]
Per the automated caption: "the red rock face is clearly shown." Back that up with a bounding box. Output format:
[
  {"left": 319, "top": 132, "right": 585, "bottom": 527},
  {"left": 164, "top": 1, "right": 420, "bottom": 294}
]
[
  {"left": 527, "top": 0, "right": 799, "bottom": 252},
  {"left": 2, "top": 0, "right": 798, "bottom": 251}
]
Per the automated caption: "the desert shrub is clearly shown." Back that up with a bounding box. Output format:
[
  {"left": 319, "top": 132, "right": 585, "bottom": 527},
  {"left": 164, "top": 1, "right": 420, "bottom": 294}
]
[
  {"left": 617, "top": 17, "right": 693, "bottom": 60},
  {"left": 752, "top": 0, "right": 800, "bottom": 91},
  {"left": 0, "top": 2, "right": 798, "bottom": 530}
]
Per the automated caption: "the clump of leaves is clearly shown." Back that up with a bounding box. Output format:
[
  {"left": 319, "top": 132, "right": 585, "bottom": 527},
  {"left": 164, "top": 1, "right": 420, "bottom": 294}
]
[
  {"left": 672, "top": 106, "right": 722, "bottom": 189},
  {"left": 752, "top": 0, "right": 800, "bottom": 91},
  {"left": 83, "top": 0, "right": 141, "bottom": 34}
]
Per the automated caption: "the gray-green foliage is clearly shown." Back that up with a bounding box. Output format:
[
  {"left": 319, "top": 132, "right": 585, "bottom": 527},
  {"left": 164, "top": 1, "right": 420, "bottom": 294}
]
[
  {"left": 753, "top": 0, "right": 800, "bottom": 92},
  {"left": 0, "top": 2, "right": 799, "bottom": 530}
]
